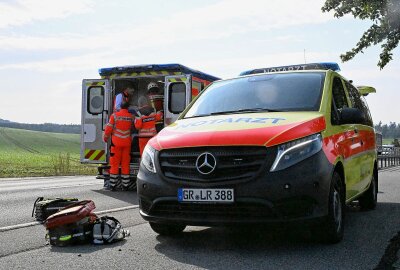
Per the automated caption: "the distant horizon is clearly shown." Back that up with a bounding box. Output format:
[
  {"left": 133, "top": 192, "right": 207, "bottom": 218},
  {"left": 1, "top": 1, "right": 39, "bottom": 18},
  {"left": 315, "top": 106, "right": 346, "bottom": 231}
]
[{"left": 1, "top": 117, "right": 399, "bottom": 127}]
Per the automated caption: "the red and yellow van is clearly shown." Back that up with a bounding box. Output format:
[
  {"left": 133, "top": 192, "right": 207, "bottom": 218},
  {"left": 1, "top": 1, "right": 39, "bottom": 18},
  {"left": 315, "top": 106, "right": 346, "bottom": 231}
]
[{"left": 137, "top": 63, "right": 377, "bottom": 243}]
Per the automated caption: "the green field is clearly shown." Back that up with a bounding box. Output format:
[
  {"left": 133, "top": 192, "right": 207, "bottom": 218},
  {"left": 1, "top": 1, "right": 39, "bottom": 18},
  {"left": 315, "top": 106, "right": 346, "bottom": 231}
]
[
  {"left": 383, "top": 138, "right": 394, "bottom": 145},
  {"left": 0, "top": 127, "right": 97, "bottom": 177}
]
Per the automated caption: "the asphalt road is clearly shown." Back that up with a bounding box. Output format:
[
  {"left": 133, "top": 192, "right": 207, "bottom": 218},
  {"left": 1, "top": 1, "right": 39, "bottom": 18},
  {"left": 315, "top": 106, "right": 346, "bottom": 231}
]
[{"left": 1, "top": 169, "right": 400, "bottom": 270}]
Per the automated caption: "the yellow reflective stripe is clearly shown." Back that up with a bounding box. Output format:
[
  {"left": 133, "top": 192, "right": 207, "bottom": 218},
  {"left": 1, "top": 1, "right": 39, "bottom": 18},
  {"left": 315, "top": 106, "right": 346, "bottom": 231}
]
[
  {"left": 86, "top": 81, "right": 105, "bottom": 86},
  {"left": 84, "top": 149, "right": 106, "bottom": 161},
  {"left": 59, "top": 235, "right": 72, "bottom": 241},
  {"left": 101, "top": 71, "right": 183, "bottom": 79},
  {"left": 168, "top": 77, "right": 187, "bottom": 82}
]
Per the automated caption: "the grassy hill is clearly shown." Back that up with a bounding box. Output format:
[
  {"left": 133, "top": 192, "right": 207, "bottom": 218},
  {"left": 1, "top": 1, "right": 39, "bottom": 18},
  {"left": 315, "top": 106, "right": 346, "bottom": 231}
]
[{"left": 0, "top": 127, "right": 96, "bottom": 177}]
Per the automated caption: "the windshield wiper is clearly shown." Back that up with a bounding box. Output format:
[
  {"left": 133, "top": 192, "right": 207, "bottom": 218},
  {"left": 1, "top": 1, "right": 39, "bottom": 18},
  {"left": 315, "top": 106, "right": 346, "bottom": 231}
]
[
  {"left": 184, "top": 108, "right": 283, "bottom": 119},
  {"left": 210, "top": 108, "right": 282, "bottom": 115},
  {"left": 183, "top": 114, "right": 212, "bottom": 119}
]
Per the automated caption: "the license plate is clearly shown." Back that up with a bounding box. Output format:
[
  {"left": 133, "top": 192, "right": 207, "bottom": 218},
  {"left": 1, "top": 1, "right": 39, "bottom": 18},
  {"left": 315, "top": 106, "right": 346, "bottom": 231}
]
[{"left": 178, "top": 188, "right": 234, "bottom": 203}]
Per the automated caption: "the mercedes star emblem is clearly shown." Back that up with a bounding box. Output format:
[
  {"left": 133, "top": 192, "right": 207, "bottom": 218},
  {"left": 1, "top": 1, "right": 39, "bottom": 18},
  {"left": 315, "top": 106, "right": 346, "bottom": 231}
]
[{"left": 196, "top": 152, "right": 217, "bottom": 175}]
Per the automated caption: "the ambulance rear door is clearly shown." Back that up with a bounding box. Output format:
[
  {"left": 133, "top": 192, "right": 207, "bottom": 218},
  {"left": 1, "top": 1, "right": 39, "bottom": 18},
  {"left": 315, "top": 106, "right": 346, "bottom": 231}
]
[
  {"left": 81, "top": 79, "right": 111, "bottom": 164},
  {"left": 164, "top": 75, "right": 191, "bottom": 126}
]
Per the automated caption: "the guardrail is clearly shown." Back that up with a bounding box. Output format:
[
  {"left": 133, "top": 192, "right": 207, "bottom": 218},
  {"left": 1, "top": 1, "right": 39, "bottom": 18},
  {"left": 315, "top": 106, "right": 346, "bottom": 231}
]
[{"left": 378, "top": 147, "right": 400, "bottom": 170}]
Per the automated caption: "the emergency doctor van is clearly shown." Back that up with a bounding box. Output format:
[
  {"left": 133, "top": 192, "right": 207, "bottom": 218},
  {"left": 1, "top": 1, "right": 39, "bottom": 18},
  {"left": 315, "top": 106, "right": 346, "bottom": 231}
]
[
  {"left": 137, "top": 62, "right": 377, "bottom": 243},
  {"left": 81, "top": 64, "right": 220, "bottom": 181}
]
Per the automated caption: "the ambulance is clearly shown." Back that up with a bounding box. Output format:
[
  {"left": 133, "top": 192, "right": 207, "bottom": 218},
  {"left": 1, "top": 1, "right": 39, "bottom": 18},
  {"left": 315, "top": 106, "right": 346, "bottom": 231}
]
[
  {"left": 137, "top": 62, "right": 377, "bottom": 243},
  {"left": 80, "top": 64, "right": 220, "bottom": 181}
]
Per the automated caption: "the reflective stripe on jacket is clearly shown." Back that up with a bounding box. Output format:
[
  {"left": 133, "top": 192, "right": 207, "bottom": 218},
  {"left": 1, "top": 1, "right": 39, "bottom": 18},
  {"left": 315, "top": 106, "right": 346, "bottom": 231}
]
[{"left": 103, "top": 109, "right": 134, "bottom": 147}]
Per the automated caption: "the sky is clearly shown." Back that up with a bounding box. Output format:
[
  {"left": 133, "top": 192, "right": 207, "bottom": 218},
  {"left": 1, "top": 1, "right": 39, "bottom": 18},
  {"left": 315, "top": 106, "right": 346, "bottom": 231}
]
[{"left": 0, "top": 0, "right": 398, "bottom": 125}]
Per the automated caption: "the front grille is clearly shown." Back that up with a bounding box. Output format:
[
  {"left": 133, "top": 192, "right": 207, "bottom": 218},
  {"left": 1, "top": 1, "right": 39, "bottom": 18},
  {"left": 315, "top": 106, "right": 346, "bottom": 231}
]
[
  {"left": 149, "top": 201, "right": 275, "bottom": 219},
  {"left": 158, "top": 146, "right": 276, "bottom": 184}
]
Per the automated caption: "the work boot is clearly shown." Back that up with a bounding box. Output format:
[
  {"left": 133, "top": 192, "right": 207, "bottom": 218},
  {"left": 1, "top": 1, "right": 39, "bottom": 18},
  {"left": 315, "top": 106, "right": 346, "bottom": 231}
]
[
  {"left": 110, "top": 174, "right": 118, "bottom": 191},
  {"left": 121, "top": 175, "right": 130, "bottom": 191},
  {"left": 128, "top": 177, "right": 137, "bottom": 191},
  {"left": 103, "top": 174, "right": 111, "bottom": 190}
]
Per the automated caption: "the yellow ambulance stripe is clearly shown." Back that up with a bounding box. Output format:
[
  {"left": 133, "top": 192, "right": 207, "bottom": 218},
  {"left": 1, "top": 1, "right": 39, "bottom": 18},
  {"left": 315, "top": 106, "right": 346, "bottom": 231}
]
[
  {"left": 168, "top": 77, "right": 187, "bottom": 82},
  {"left": 86, "top": 81, "right": 105, "bottom": 86},
  {"left": 84, "top": 149, "right": 106, "bottom": 161},
  {"left": 100, "top": 71, "right": 182, "bottom": 79}
]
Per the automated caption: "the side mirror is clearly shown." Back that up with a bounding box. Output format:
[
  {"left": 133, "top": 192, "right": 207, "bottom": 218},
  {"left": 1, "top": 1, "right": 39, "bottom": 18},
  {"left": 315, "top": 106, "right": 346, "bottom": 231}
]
[{"left": 340, "top": 107, "right": 365, "bottom": 125}]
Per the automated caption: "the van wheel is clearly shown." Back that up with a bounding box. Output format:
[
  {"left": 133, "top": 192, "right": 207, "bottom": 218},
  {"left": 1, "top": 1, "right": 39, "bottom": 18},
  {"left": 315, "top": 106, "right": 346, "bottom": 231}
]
[
  {"left": 149, "top": 222, "right": 186, "bottom": 236},
  {"left": 318, "top": 171, "right": 344, "bottom": 244},
  {"left": 359, "top": 174, "right": 378, "bottom": 210}
]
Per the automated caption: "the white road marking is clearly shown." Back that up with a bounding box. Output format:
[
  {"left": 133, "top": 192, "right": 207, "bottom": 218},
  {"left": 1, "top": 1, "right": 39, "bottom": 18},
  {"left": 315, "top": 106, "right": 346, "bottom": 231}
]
[
  {"left": 0, "top": 221, "right": 41, "bottom": 232},
  {"left": 94, "top": 205, "right": 139, "bottom": 215},
  {"left": 0, "top": 205, "right": 139, "bottom": 232}
]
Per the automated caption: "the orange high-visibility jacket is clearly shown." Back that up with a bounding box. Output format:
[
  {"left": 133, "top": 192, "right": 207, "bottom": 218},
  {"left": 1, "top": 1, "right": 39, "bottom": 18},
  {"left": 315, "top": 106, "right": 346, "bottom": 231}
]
[
  {"left": 103, "top": 109, "right": 134, "bottom": 147},
  {"left": 135, "top": 109, "right": 163, "bottom": 138}
]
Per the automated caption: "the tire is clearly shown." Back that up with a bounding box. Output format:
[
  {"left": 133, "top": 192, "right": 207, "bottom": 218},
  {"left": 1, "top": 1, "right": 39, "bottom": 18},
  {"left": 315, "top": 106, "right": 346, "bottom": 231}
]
[
  {"left": 359, "top": 173, "right": 378, "bottom": 210},
  {"left": 318, "top": 171, "right": 344, "bottom": 244},
  {"left": 149, "top": 222, "right": 186, "bottom": 236}
]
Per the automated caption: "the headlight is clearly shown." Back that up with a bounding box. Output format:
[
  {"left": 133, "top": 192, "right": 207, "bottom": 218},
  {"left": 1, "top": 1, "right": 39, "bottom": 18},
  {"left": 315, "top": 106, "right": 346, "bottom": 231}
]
[
  {"left": 141, "top": 144, "right": 157, "bottom": 173},
  {"left": 270, "top": 133, "right": 322, "bottom": 172}
]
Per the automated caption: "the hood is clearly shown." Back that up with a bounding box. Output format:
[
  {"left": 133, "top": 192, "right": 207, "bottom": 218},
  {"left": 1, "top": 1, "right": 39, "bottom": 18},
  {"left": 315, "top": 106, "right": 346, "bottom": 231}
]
[{"left": 151, "top": 112, "right": 326, "bottom": 150}]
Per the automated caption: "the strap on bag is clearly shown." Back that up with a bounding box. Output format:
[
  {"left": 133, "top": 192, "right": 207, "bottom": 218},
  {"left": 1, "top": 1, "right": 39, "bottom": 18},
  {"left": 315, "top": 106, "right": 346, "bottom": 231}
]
[
  {"left": 93, "top": 216, "right": 128, "bottom": 244},
  {"left": 32, "top": 197, "right": 44, "bottom": 217}
]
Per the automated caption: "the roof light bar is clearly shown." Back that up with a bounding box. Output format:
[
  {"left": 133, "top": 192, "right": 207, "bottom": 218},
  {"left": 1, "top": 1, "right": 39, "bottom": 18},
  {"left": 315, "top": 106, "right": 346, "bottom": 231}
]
[{"left": 240, "top": 62, "right": 340, "bottom": 76}]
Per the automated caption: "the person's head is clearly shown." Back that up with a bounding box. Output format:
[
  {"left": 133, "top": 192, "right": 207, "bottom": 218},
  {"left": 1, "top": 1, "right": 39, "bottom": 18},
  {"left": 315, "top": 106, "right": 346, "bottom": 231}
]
[
  {"left": 147, "top": 82, "right": 160, "bottom": 95},
  {"left": 121, "top": 101, "right": 130, "bottom": 109},
  {"left": 138, "top": 96, "right": 149, "bottom": 108},
  {"left": 123, "top": 87, "right": 135, "bottom": 97}
]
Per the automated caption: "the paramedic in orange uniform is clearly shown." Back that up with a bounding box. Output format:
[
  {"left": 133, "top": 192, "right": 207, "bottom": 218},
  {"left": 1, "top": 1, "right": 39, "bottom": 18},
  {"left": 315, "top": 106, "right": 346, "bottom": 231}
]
[
  {"left": 103, "top": 101, "right": 135, "bottom": 191},
  {"left": 135, "top": 96, "right": 163, "bottom": 156}
]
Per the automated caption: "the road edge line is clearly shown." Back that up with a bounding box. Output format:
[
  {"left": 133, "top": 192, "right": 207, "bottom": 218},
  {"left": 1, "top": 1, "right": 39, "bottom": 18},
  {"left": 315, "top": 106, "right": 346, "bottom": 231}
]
[{"left": 0, "top": 205, "right": 139, "bottom": 232}]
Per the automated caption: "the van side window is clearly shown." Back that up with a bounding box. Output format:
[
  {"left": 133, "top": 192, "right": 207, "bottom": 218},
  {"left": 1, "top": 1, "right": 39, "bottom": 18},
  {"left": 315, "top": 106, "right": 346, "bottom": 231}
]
[
  {"left": 345, "top": 81, "right": 373, "bottom": 127},
  {"left": 169, "top": 82, "right": 186, "bottom": 113},
  {"left": 87, "top": 86, "right": 104, "bottom": 115},
  {"left": 331, "top": 77, "right": 348, "bottom": 125}
]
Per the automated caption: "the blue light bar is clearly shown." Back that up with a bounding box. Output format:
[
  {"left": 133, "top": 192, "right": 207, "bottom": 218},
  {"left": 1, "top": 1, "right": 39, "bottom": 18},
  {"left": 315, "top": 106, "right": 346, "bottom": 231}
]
[{"left": 240, "top": 62, "right": 341, "bottom": 76}]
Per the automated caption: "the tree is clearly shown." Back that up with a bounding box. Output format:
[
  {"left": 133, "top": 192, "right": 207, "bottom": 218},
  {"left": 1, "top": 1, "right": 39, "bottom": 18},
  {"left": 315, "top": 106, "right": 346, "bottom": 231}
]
[{"left": 322, "top": 0, "right": 400, "bottom": 69}]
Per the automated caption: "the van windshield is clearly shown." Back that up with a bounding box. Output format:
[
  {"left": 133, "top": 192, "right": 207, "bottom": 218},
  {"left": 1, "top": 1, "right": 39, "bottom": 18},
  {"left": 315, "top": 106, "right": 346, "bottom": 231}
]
[{"left": 184, "top": 72, "right": 325, "bottom": 118}]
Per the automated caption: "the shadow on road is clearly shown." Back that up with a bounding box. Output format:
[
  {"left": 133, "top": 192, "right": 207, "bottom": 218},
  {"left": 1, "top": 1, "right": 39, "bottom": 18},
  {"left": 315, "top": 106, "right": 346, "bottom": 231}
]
[
  {"left": 153, "top": 202, "right": 400, "bottom": 270},
  {"left": 92, "top": 189, "right": 139, "bottom": 205},
  {"left": 49, "top": 239, "right": 129, "bottom": 254}
]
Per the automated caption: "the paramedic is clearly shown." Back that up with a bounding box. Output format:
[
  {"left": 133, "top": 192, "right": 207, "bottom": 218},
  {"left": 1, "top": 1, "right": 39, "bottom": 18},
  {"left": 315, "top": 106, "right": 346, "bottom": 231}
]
[
  {"left": 146, "top": 82, "right": 164, "bottom": 132},
  {"left": 135, "top": 96, "right": 163, "bottom": 156},
  {"left": 115, "top": 87, "right": 135, "bottom": 112},
  {"left": 103, "top": 101, "right": 135, "bottom": 191}
]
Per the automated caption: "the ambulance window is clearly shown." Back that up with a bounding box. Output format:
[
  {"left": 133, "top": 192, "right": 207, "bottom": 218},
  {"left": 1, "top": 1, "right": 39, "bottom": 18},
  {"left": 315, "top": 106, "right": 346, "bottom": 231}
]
[
  {"left": 345, "top": 81, "right": 373, "bottom": 126},
  {"left": 87, "top": 86, "right": 104, "bottom": 115},
  {"left": 169, "top": 83, "right": 186, "bottom": 113},
  {"left": 331, "top": 77, "right": 348, "bottom": 125}
]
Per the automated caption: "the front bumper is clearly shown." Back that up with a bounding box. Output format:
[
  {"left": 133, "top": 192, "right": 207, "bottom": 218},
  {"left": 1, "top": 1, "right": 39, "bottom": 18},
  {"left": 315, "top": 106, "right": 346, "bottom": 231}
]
[{"left": 137, "top": 150, "right": 333, "bottom": 226}]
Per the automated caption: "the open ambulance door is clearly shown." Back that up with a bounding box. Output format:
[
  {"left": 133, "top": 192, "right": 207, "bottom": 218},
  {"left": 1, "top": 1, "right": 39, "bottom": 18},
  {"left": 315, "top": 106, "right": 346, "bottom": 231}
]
[
  {"left": 164, "top": 75, "right": 191, "bottom": 126},
  {"left": 81, "top": 79, "right": 111, "bottom": 164}
]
